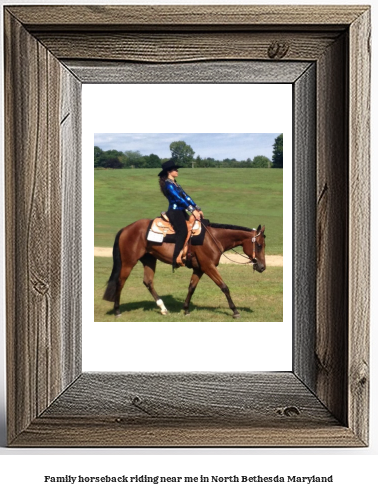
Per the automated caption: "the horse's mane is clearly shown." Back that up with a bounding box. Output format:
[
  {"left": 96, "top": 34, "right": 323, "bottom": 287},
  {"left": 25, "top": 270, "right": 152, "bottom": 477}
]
[{"left": 208, "top": 222, "right": 253, "bottom": 232}]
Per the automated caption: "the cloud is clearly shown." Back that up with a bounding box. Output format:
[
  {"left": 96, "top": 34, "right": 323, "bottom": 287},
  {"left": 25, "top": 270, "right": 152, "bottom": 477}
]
[{"left": 94, "top": 133, "right": 281, "bottom": 161}]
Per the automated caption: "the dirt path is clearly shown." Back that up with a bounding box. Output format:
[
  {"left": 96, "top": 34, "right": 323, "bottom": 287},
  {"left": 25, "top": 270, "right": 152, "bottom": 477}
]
[{"left": 94, "top": 247, "right": 283, "bottom": 266}]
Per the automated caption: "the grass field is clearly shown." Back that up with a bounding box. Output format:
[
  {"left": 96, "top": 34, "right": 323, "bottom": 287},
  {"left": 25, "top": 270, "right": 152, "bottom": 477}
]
[
  {"left": 94, "top": 168, "right": 283, "bottom": 254},
  {"left": 95, "top": 257, "right": 283, "bottom": 322},
  {"left": 94, "top": 168, "right": 283, "bottom": 322}
]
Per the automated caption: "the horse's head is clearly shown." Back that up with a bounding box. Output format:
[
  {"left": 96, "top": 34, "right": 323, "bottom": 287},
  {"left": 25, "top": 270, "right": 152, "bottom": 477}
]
[{"left": 242, "top": 225, "right": 266, "bottom": 272}]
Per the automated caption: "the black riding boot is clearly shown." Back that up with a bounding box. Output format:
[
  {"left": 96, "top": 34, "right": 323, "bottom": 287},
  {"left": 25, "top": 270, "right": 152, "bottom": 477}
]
[{"left": 167, "top": 209, "right": 187, "bottom": 272}]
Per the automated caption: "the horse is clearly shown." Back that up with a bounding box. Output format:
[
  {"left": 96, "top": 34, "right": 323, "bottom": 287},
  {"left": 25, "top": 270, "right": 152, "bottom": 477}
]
[{"left": 103, "top": 219, "right": 266, "bottom": 319}]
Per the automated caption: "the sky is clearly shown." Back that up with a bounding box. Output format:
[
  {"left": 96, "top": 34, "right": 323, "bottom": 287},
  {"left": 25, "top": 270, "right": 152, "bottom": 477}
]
[{"left": 94, "top": 133, "right": 281, "bottom": 161}]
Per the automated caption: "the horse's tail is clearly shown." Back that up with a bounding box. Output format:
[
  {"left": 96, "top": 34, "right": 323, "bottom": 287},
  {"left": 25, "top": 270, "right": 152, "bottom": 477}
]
[{"left": 103, "top": 229, "right": 123, "bottom": 302}]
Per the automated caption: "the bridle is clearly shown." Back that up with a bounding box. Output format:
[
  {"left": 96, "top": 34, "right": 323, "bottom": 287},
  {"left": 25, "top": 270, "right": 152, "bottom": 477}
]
[
  {"left": 200, "top": 223, "right": 262, "bottom": 265},
  {"left": 251, "top": 229, "right": 262, "bottom": 262}
]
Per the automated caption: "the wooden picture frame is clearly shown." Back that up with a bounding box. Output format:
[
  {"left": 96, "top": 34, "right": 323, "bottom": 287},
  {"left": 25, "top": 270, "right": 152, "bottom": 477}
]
[{"left": 4, "top": 5, "right": 370, "bottom": 447}]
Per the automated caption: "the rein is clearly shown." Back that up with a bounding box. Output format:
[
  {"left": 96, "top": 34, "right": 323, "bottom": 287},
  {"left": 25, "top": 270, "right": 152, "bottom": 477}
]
[{"left": 200, "top": 221, "right": 260, "bottom": 265}]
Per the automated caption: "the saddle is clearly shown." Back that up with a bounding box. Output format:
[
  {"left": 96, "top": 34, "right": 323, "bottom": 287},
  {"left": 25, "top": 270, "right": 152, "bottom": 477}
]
[
  {"left": 148, "top": 213, "right": 202, "bottom": 241},
  {"left": 147, "top": 213, "right": 202, "bottom": 267}
]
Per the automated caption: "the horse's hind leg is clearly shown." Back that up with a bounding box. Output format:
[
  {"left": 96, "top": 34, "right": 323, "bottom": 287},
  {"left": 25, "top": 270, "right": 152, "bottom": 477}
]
[
  {"left": 140, "top": 254, "right": 168, "bottom": 315},
  {"left": 114, "top": 264, "right": 134, "bottom": 317},
  {"left": 183, "top": 269, "right": 203, "bottom": 315}
]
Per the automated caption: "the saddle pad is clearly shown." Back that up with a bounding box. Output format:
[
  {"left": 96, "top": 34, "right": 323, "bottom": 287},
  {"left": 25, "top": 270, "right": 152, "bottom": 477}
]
[{"left": 147, "top": 230, "right": 164, "bottom": 243}]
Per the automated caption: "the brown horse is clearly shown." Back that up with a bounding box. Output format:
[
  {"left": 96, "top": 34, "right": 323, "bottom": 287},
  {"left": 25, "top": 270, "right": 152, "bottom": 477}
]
[{"left": 103, "top": 219, "right": 266, "bottom": 319}]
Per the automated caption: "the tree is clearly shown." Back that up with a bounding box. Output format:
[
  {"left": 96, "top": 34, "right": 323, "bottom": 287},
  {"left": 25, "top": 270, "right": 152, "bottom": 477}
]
[
  {"left": 201, "top": 157, "right": 218, "bottom": 168},
  {"left": 251, "top": 155, "right": 272, "bottom": 168},
  {"left": 272, "top": 133, "right": 283, "bottom": 168},
  {"left": 144, "top": 153, "right": 162, "bottom": 169},
  {"left": 221, "top": 158, "right": 239, "bottom": 168},
  {"left": 124, "top": 150, "right": 145, "bottom": 168},
  {"left": 102, "top": 150, "right": 124, "bottom": 169},
  {"left": 94, "top": 147, "right": 125, "bottom": 168},
  {"left": 104, "top": 156, "right": 123, "bottom": 169},
  {"left": 94, "top": 146, "right": 103, "bottom": 168},
  {"left": 169, "top": 141, "right": 195, "bottom": 168}
]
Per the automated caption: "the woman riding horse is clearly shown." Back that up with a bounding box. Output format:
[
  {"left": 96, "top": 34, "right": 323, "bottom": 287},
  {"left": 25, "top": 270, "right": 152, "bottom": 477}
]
[
  {"left": 103, "top": 160, "right": 266, "bottom": 318},
  {"left": 158, "top": 159, "right": 203, "bottom": 269}
]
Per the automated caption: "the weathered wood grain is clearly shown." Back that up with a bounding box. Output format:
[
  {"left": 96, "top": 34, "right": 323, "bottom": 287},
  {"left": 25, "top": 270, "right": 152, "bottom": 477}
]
[
  {"left": 348, "top": 8, "right": 371, "bottom": 445},
  {"left": 4, "top": 11, "right": 81, "bottom": 444},
  {"left": 65, "top": 60, "right": 311, "bottom": 84},
  {"left": 5, "top": 12, "right": 63, "bottom": 442},
  {"left": 41, "top": 373, "right": 335, "bottom": 422},
  {"left": 316, "top": 34, "right": 349, "bottom": 426},
  {"left": 35, "top": 31, "right": 339, "bottom": 63},
  {"left": 11, "top": 416, "right": 364, "bottom": 448},
  {"left": 293, "top": 64, "right": 317, "bottom": 390},
  {"left": 12, "top": 373, "right": 364, "bottom": 447},
  {"left": 60, "top": 68, "right": 82, "bottom": 389},
  {"left": 4, "top": 5, "right": 370, "bottom": 447},
  {"left": 7, "top": 5, "right": 367, "bottom": 29}
]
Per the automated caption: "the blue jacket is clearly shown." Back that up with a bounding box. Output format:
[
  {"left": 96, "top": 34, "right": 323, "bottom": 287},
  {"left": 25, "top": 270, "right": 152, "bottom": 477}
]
[{"left": 164, "top": 179, "right": 198, "bottom": 212}]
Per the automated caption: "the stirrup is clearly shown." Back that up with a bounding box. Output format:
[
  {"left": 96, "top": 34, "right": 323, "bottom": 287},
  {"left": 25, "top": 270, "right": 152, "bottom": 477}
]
[
  {"left": 176, "top": 251, "right": 186, "bottom": 267},
  {"left": 176, "top": 256, "right": 186, "bottom": 267}
]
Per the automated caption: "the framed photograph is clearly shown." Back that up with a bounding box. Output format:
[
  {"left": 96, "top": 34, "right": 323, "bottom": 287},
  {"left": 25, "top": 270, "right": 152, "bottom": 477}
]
[
  {"left": 4, "top": 5, "right": 370, "bottom": 447},
  {"left": 87, "top": 85, "right": 291, "bottom": 372}
]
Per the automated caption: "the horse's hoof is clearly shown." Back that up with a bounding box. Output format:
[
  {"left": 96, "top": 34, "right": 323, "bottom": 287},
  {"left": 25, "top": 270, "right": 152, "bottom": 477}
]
[
  {"left": 161, "top": 310, "right": 168, "bottom": 315},
  {"left": 184, "top": 311, "right": 190, "bottom": 316},
  {"left": 233, "top": 312, "right": 241, "bottom": 319},
  {"left": 115, "top": 313, "right": 122, "bottom": 318}
]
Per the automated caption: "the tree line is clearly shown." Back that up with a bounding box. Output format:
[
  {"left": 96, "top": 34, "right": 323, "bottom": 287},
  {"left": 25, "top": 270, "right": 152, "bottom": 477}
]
[{"left": 94, "top": 134, "right": 283, "bottom": 169}]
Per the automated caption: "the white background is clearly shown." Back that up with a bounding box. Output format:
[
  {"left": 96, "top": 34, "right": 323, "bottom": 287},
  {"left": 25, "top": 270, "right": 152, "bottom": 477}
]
[
  {"left": 0, "top": 0, "right": 377, "bottom": 498},
  {"left": 84, "top": 84, "right": 292, "bottom": 372}
]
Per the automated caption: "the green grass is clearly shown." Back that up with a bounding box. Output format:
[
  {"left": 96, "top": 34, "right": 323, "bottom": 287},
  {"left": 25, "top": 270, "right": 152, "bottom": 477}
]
[
  {"left": 94, "top": 168, "right": 283, "bottom": 254},
  {"left": 95, "top": 257, "right": 283, "bottom": 322}
]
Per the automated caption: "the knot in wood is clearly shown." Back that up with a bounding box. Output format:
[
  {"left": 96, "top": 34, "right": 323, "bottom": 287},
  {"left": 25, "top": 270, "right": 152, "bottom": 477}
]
[
  {"left": 131, "top": 395, "right": 153, "bottom": 415},
  {"left": 277, "top": 406, "right": 300, "bottom": 417},
  {"left": 132, "top": 396, "right": 142, "bottom": 406},
  {"left": 32, "top": 279, "right": 49, "bottom": 296},
  {"left": 268, "top": 41, "right": 289, "bottom": 59},
  {"left": 354, "top": 361, "right": 368, "bottom": 389},
  {"left": 359, "top": 376, "right": 367, "bottom": 387}
]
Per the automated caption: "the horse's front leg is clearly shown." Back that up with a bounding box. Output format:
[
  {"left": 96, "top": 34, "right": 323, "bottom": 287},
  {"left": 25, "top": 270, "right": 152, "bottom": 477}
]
[
  {"left": 202, "top": 264, "right": 240, "bottom": 319},
  {"left": 220, "top": 283, "right": 240, "bottom": 319},
  {"left": 183, "top": 269, "right": 203, "bottom": 315}
]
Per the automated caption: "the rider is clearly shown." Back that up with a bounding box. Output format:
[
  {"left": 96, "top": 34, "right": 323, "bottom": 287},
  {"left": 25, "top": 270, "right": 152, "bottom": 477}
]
[{"left": 158, "top": 159, "right": 203, "bottom": 270}]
